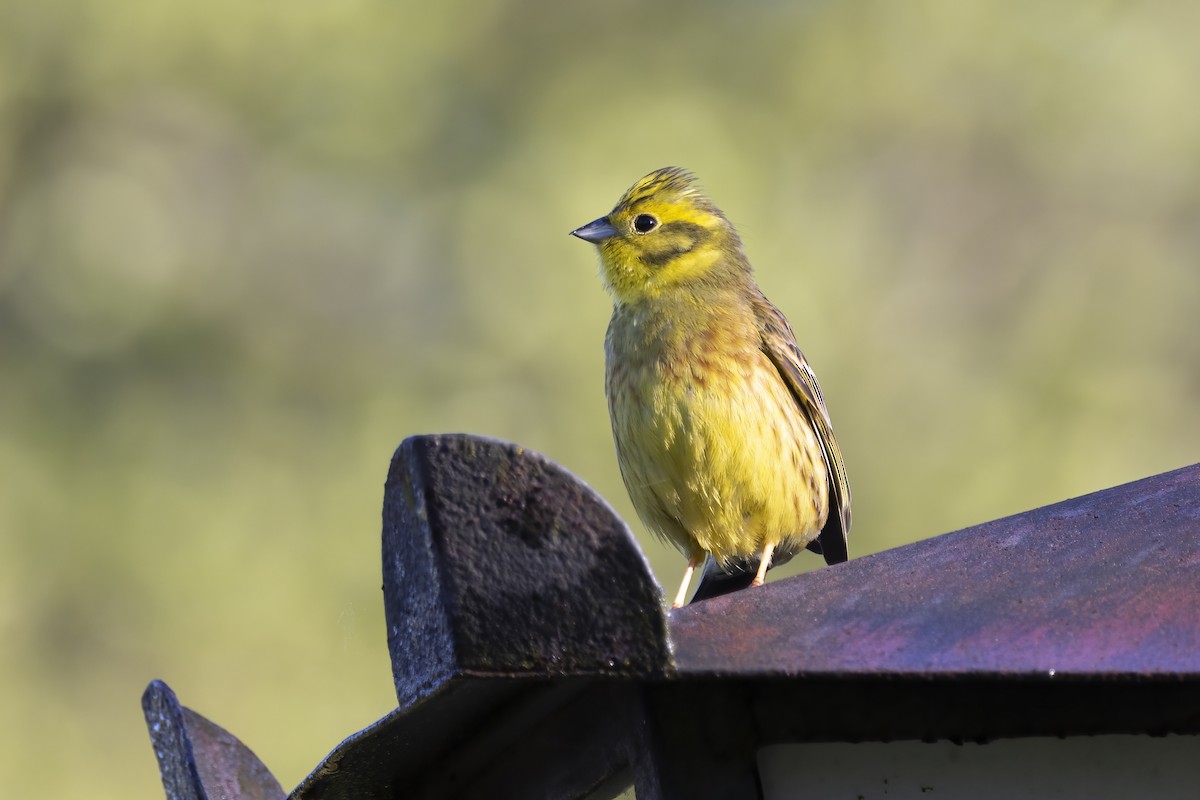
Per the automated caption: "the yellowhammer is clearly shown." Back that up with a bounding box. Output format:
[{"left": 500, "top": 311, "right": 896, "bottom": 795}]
[{"left": 571, "top": 167, "right": 851, "bottom": 608}]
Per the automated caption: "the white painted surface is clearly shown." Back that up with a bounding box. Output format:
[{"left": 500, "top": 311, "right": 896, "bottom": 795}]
[{"left": 759, "top": 735, "right": 1200, "bottom": 799}]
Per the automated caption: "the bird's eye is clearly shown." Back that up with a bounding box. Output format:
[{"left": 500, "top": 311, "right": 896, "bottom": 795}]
[{"left": 633, "top": 214, "right": 658, "bottom": 234}]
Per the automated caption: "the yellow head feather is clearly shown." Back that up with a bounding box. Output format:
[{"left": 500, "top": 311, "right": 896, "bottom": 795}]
[{"left": 571, "top": 167, "right": 749, "bottom": 305}]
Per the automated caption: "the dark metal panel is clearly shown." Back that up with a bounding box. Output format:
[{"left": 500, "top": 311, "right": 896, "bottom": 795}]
[
  {"left": 143, "top": 681, "right": 207, "bottom": 800},
  {"left": 383, "top": 434, "right": 672, "bottom": 710},
  {"left": 631, "top": 683, "right": 764, "bottom": 800},
  {"left": 290, "top": 679, "right": 638, "bottom": 800},
  {"left": 146, "top": 449, "right": 1200, "bottom": 799},
  {"left": 746, "top": 676, "right": 1200, "bottom": 743},
  {"left": 291, "top": 681, "right": 541, "bottom": 799},
  {"left": 293, "top": 434, "right": 675, "bottom": 799},
  {"left": 672, "top": 463, "right": 1200, "bottom": 678},
  {"left": 414, "top": 681, "right": 635, "bottom": 800},
  {"left": 142, "top": 680, "right": 285, "bottom": 800}
]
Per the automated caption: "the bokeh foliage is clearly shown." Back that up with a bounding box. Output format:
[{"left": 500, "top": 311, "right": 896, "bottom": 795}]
[{"left": 1, "top": 1, "right": 1198, "bottom": 796}]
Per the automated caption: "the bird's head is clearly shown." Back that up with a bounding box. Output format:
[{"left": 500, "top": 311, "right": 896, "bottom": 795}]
[{"left": 571, "top": 167, "right": 748, "bottom": 304}]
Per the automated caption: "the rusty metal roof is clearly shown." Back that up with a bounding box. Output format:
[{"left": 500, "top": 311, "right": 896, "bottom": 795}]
[
  {"left": 673, "top": 460, "right": 1200, "bottom": 678},
  {"left": 143, "top": 436, "right": 1200, "bottom": 800}
]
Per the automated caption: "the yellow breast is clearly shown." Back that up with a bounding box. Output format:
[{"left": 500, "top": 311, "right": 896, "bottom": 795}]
[{"left": 605, "top": 302, "right": 829, "bottom": 566}]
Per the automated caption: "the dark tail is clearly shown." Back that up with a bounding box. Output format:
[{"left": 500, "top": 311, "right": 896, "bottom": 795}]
[
  {"left": 689, "top": 525, "right": 849, "bottom": 604},
  {"left": 689, "top": 556, "right": 758, "bottom": 603}
]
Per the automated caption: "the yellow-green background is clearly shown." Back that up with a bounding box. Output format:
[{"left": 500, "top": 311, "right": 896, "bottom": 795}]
[{"left": 2, "top": 1, "right": 1197, "bottom": 796}]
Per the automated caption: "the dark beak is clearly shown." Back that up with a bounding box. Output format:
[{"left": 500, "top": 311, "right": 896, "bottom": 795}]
[{"left": 570, "top": 216, "right": 618, "bottom": 243}]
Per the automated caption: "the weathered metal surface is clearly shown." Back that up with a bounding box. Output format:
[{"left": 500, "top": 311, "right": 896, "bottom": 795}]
[
  {"left": 291, "top": 433, "right": 671, "bottom": 799},
  {"left": 143, "top": 681, "right": 206, "bottom": 800},
  {"left": 672, "top": 462, "right": 1200, "bottom": 677},
  {"left": 146, "top": 449, "right": 1200, "bottom": 799},
  {"left": 631, "top": 683, "right": 763, "bottom": 800},
  {"left": 739, "top": 674, "right": 1200, "bottom": 743},
  {"left": 290, "top": 679, "right": 638, "bottom": 800},
  {"left": 382, "top": 434, "right": 671, "bottom": 709},
  {"left": 143, "top": 680, "right": 284, "bottom": 800},
  {"left": 407, "top": 681, "right": 635, "bottom": 799}
]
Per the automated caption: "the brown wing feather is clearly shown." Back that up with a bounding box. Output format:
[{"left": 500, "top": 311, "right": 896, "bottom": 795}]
[{"left": 751, "top": 290, "right": 851, "bottom": 564}]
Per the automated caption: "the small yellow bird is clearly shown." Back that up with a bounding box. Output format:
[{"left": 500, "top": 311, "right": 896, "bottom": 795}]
[{"left": 571, "top": 167, "right": 851, "bottom": 608}]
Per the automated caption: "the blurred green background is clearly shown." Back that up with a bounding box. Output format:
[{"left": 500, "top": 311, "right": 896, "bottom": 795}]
[{"left": 2, "top": 0, "right": 1198, "bottom": 796}]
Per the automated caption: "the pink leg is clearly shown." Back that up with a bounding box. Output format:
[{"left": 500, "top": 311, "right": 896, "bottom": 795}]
[
  {"left": 672, "top": 556, "right": 701, "bottom": 608},
  {"left": 751, "top": 542, "right": 776, "bottom": 587}
]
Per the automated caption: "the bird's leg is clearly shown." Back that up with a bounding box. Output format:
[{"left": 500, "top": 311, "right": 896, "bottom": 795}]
[
  {"left": 751, "top": 542, "right": 776, "bottom": 587},
  {"left": 672, "top": 556, "right": 701, "bottom": 608}
]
